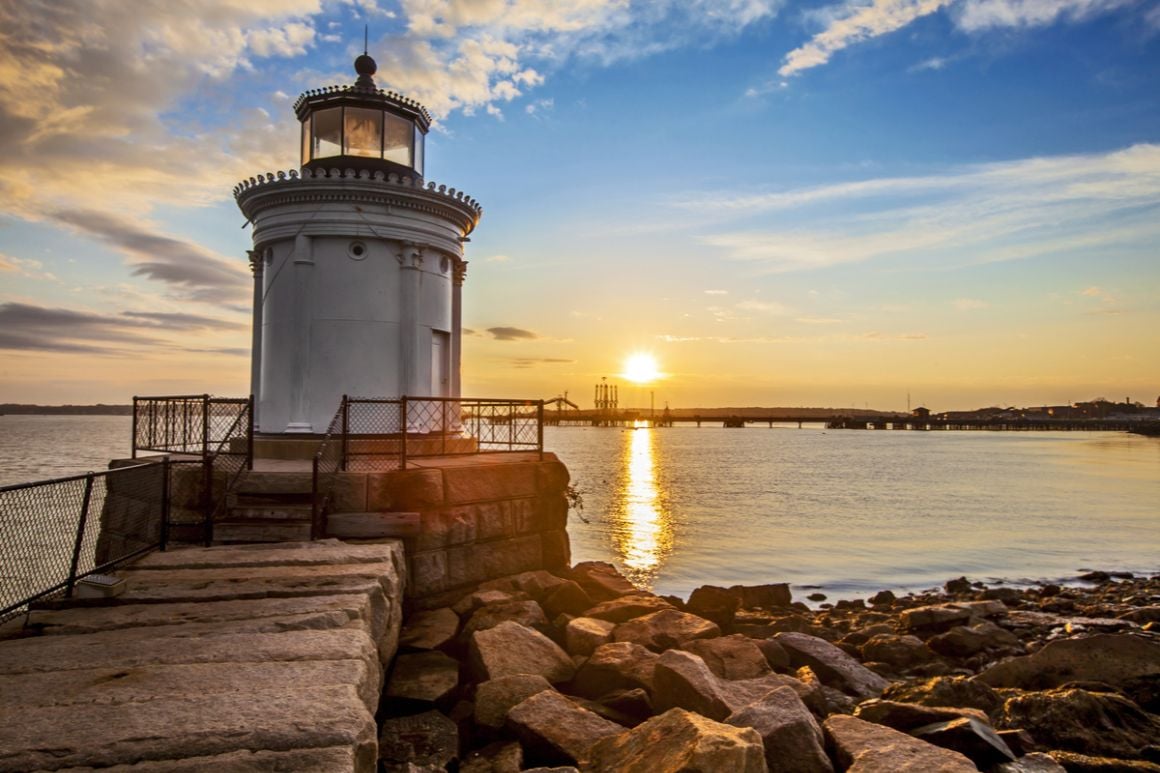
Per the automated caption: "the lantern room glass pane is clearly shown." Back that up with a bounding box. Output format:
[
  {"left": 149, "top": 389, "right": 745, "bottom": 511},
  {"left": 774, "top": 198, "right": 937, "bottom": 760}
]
[
  {"left": 312, "top": 107, "right": 342, "bottom": 159},
  {"left": 413, "top": 125, "right": 425, "bottom": 176},
  {"left": 344, "top": 107, "right": 383, "bottom": 158},
  {"left": 300, "top": 115, "right": 311, "bottom": 164},
  {"left": 384, "top": 113, "right": 413, "bottom": 167}
]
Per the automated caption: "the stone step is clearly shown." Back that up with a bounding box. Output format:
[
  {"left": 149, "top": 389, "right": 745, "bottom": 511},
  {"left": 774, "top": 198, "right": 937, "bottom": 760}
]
[
  {"left": 213, "top": 520, "right": 313, "bottom": 544},
  {"left": 231, "top": 472, "right": 315, "bottom": 496},
  {"left": 227, "top": 491, "right": 315, "bottom": 508},
  {"left": 227, "top": 504, "right": 314, "bottom": 521},
  {"left": 326, "top": 511, "right": 421, "bottom": 539}
]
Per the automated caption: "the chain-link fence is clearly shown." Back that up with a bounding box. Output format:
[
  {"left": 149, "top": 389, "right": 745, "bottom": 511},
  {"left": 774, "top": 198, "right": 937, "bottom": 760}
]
[
  {"left": 0, "top": 460, "right": 170, "bottom": 624},
  {"left": 133, "top": 395, "right": 253, "bottom": 457}
]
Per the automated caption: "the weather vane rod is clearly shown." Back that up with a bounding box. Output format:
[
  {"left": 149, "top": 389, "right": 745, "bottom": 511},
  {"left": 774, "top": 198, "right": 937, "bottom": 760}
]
[{"left": 364, "top": 25, "right": 368, "bottom": 55}]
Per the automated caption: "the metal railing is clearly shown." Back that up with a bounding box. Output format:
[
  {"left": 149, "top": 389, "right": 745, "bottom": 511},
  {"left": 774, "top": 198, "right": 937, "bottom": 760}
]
[
  {"left": 0, "top": 460, "right": 171, "bottom": 624},
  {"left": 133, "top": 394, "right": 254, "bottom": 459},
  {"left": 311, "top": 395, "right": 544, "bottom": 536}
]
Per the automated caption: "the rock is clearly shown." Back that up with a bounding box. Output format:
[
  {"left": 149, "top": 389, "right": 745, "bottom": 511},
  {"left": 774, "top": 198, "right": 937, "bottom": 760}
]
[
  {"left": 399, "top": 607, "right": 460, "bottom": 651},
  {"left": 542, "top": 581, "right": 594, "bottom": 619},
  {"left": 978, "top": 634, "right": 1160, "bottom": 691},
  {"left": 586, "top": 707, "right": 766, "bottom": 773},
  {"left": 823, "top": 714, "right": 977, "bottom": 772},
  {"left": 729, "top": 582, "right": 792, "bottom": 609},
  {"left": 681, "top": 635, "right": 772, "bottom": 680},
  {"left": 686, "top": 585, "right": 741, "bottom": 627},
  {"left": 469, "top": 621, "right": 576, "bottom": 684},
  {"left": 1123, "top": 673, "right": 1160, "bottom": 714},
  {"left": 860, "top": 634, "right": 936, "bottom": 669},
  {"left": 774, "top": 632, "right": 890, "bottom": 699},
  {"left": 981, "top": 586, "right": 1024, "bottom": 603},
  {"left": 1079, "top": 570, "right": 1112, "bottom": 583},
  {"left": 757, "top": 637, "right": 791, "bottom": 671},
  {"left": 379, "top": 710, "right": 458, "bottom": 771},
  {"left": 564, "top": 617, "right": 616, "bottom": 657},
  {"left": 996, "top": 752, "right": 1068, "bottom": 772},
  {"left": 571, "top": 642, "right": 658, "bottom": 699},
  {"left": 584, "top": 688, "right": 653, "bottom": 726},
  {"left": 385, "top": 651, "right": 461, "bottom": 705},
  {"left": 726, "top": 685, "right": 834, "bottom": 773},
  {"left": 583, "top": 593, "right": 675, "bottom": 624},
  {"left": 869, "top": 590, "right": 896, "bottom": 606},
  {"left": 612, "top": 609, "right": 721, "bottom": 652},
  {"left": 569, "top": 562, "right": 637, "bottom": 601},
  {"left": 900, "top": 603, "right": 974, "bottom": 633},
  {"left": 472, "top": 674, "right": 552, "bottom": 730},
  {"left": 945, "top": 577, "right": 973, "bottom": 595},
  {"left": 505, "top": 689, "right": 622, "bottom": 766},
  {"left": 1045, "top": 751, "right": 1160, "bottom": 771},
  {"left": 462, "top": 600, "right": 550, "bottom": 639},
  {"left": 911, "top": 716, "right": 1017, "bottom": 767},
  {"left": 1118, "top": 606, "right": 1160, "bottom": 625},
  {"left": 453, "top": 589, "right": 529, "bottom": 617},
  {"left": 808, "top": 592, "right": 828, "bottom": 602},
  {"left": 995, "top": 687, "right": 1160, "bottom": 761},
  {"left": 461, "top": 740, "right": 523, "bottom": 773},
  {"left": 928, "top": 620, "right": 1022, "bottom": 657},
  {"left": 881, "top": 675, "right": 1002, "bottom": 713},
  {"left": 853, "top": 699, "right": 989, "bottom": 732},
  {"left": 652, "top": 648, "right": 820, "bottom": 720},
  {"left": 479, "top": 570, "right": 569, "bottom": 600}
]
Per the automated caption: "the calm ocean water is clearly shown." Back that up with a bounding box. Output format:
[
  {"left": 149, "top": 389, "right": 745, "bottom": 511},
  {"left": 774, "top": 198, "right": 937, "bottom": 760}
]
[{"left": 2, "top": 415, "right": 1157, "bottom": 600}]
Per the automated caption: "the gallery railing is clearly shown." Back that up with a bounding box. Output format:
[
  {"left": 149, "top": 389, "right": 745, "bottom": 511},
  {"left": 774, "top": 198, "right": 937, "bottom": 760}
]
[
  {"left": 311, "top": 396, "right": 544, "bottom": 536},
  {"left": 132, "top": 394, "right": 254, "bottom": 460},
  {"left": 0, "top": 460, "right": 171, "bottom": 625}
]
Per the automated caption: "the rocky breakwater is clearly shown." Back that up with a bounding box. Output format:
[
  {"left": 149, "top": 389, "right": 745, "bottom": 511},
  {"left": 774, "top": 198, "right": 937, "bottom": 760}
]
[
  {"left": 0, "top": 539, "right": 406, "bottom": 772},
  {"left": 381, "top": 564, "right": 1160, "bottom": 772}
]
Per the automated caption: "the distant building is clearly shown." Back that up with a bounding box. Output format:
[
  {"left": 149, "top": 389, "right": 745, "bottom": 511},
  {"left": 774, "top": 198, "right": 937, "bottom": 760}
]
[{"left": 911, "top": 406, "right": 930, "bottom": 419}]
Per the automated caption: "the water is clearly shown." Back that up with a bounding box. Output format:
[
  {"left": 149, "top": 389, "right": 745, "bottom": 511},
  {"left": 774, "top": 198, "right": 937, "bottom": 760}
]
[
  {"left": 1, "top": 416, "right": 1156, "bottom": 600},
  {"left": 548, "top": 424, "right": 1160, "bottom": 600}
]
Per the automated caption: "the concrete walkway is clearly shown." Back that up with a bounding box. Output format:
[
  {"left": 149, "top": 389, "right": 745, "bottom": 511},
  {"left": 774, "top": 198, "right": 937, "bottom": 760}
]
[{"left": 0, "top": 539, "right": 406, "bottom": 772}]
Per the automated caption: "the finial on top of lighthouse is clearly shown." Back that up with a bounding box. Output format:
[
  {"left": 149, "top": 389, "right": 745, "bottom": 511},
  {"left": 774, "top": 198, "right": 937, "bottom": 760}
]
[{"left": 354, "top": 26, "right": 377, "bottom": 89}]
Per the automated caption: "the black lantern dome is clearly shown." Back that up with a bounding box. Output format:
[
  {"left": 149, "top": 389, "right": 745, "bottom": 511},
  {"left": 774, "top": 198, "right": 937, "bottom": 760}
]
[{"left": 294, "top": 54, "right": 431, "bottom": 178}]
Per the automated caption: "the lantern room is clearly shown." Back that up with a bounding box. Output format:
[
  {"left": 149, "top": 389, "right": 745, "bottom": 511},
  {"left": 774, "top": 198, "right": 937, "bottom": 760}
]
[{"left": 295, "top": 54, "right": 429, "bottom": 178}]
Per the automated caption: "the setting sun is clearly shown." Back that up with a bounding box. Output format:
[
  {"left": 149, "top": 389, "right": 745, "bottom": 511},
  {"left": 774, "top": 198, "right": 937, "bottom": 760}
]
[{"left": 623, "top": 353, "right": 661, "bottom": 384}]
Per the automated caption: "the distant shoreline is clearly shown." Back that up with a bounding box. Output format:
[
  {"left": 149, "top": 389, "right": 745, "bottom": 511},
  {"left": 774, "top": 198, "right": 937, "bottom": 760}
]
[{"left": 0, "top": 404, "right": 132, "bottom": 416}]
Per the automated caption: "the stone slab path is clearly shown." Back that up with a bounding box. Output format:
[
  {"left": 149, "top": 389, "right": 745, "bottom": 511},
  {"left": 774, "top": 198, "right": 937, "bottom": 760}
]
[{"left": 0, "top": 539, "right": 406, "bottom": 773}]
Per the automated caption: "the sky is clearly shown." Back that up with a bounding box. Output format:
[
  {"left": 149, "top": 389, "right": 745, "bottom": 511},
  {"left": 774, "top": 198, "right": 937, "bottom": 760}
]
[{"left": 1, "top": 0, "right": 1159, "bottom": 412}]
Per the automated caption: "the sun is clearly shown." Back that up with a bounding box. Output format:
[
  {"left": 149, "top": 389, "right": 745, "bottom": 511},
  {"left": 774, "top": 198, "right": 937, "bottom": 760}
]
[{"left": 623, "top": 352, "right": 661, "bottom": 384}]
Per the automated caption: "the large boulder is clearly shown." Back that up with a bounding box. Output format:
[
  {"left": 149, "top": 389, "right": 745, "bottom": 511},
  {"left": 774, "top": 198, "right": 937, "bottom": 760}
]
[
  {"left": 453, "top": 589, "right": 530, "bottom": 617},
  {"left": 881, "top": 675, "right": 1002, "bottom": 713},
  {"left": 729, "top": 583, "right": 792, "bottom": 609},
  {"left": 478, "top": 570, "right": 569, "bottom": 600},
  {"left": 653, "top": 649, "right": 820, "bottom": 720},
  {"left": 564, "top": 617, "right": 616, "bottom": 657},
  {"left": 911, "top": 717, "right": 1017, "bottom": 768},
  {"left": 585, "top": 708, "right": 766, "bottom": 773},
  {"left": 569, "top": 562, "right": 638, "bottom": 601},
  {"left": 860, "top": 634, "right": 937, "bottom": 669},
  {"left": 398, "top": 607, "right": 460, "bottom": 651},
  {"left": 542, "top": 581, "right": 595, "bottom": 619},
  {"left": 469, "top": 621, "right": 576, "bottom": 684},
  {"left": 899, "top": 604, "right": 974, "bottom": 634},
  {"left": 725, "top": 685, "right": 833, "bottom": 773},
  {"left": 571, "top": 642, "right": 658, "bottom": 699},
  {"left": 686, "top": 585, "right": 741, "bottom": 628},
  {"left": 613, "top": 609, "right": 721, "bottom": 653},
  {"left": 681, "top": 635, "right": 772, "bottom": 680},
  {"left": 506, "top": 689, "right": 623, "bottom": 766},
  {"left": 473, "top": 674, "right": 553, "bottom": 731},
  {"left": 853, "top": 699, "right": 989, "bottom": 732},
  {"left": 583, "top": 593, "right": 675, "bottom": 624},
  {"left": 978, "top": 634, "right": 1160, "bottom": 691},
  {"left": 823, "top": 714, "right": 977, "bottom": 772},
  {"left": 774, "top": 632, "right": 890, "bottom": 699},
  {"left": 384, "top": 651, "right": 460, "bottom": 705},
  {"left": 461, "top": 600, "right": 550, "bottom": 640},
  {"left": 995, "top": 687, "right": 1160, "bottom": 761},
  {"left": 379, "top": 710, "right": 459, "bottom": 772},
  {"left": 927, "top": 621, "right": 1022, "bottom": 658}
]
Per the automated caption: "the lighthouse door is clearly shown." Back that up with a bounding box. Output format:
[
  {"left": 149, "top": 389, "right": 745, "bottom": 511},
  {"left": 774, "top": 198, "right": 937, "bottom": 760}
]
[{"left": 431, "top": 331, "right": 450, "bottom": 396}]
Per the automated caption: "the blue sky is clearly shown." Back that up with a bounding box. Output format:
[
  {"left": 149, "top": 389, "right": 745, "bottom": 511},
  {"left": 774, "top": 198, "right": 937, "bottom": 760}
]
[{"left": 1, "top": 0, "right": 1158, "bottom": 410}]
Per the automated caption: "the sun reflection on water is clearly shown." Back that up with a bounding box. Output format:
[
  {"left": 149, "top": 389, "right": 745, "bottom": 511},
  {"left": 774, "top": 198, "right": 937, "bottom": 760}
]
[{"left": 612, "top": 422, "right": 673, "bottom": 588}]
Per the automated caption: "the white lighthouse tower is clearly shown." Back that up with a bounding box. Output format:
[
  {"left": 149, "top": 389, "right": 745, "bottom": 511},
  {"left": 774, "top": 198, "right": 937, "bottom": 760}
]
[{"left": 235, "top": 52, "right": 481, "bottom": 434}]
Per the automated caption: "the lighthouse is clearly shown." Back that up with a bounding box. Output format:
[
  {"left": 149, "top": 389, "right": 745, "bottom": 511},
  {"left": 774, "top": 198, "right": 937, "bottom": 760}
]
[{"left": 235, "top": 52, "right": 481, "bottom": 434}]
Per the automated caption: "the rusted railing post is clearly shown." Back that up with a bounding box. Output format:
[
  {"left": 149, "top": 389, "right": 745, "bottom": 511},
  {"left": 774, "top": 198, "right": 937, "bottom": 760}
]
[
  {"left": 131, "top": 396, "right": 139, "bottom": 459},
  {"left": 65, "top": 473, "right": 95, "bottom": 598},
  {"left": 246, "top": 395, "right": 255, "bottom": 470}
]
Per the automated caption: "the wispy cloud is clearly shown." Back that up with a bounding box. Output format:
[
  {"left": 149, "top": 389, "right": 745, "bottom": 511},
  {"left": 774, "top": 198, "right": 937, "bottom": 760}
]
[
  {"left": 487, "top": 326, "right": 539, "bottom": 341},
  {"left": 682, "top": 143, "right": 1160, "bottom": 272}
]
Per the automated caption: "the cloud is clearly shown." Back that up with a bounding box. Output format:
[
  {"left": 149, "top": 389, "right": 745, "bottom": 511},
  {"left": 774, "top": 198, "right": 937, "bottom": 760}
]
[
  {"left": 684, "top": 143, "right": 1160, "bottom": 273},
  {"left": 121, "top": 311, "right": 247, "bottom": 331},
  {"left": 953, "top": 298, "right": 990, "bottom": 310},
  {"left": 487, "top": 326, "right": 539, "bottom": 340},
  {"left": 486, "top": 254, "right": 512, "bottom": 263},
  {"left": 0, "top": 253, "right": 57, "bottom": 281},
  {"left": 780, "top": 0, "right": 953, "bottom": 78},
  {"left": 779, "top": 0, "right": 1135, "bottom": 78},
  {"left": 508, "top": 356, "right": 574, "bottom": 368},
  {"left": 735, "top": 299, "right": 792, "bottom": 315},
  {"left": 1080, "top": 285, "right": 1116, "bottom": 303},
  {"left": 704, "top": 289, "right": 729, "bottom": 295}
]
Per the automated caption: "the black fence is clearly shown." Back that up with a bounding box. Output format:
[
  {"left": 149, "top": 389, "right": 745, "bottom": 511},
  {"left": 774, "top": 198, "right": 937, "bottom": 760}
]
[
  {"left": 133, "top": 394, "right": 253, "bottom": 459},
  {"left": 0, "top": 460, "right": 171, "bottom": 625},
  {"left": 312, "top": 395, "right": 544, "bottom": 535}
]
